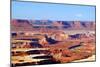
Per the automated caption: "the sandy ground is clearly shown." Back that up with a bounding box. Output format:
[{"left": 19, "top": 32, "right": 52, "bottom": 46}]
[{"left": 72, "top": 55, "right": 95, "bottom": 62}]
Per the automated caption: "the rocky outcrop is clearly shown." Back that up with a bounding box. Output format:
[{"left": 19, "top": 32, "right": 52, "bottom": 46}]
[{"left": 11, "top": 19, "right": 95, "bottom": 31}]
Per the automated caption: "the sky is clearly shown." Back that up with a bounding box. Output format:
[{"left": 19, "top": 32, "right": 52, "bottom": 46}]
[{"left": 12, "top": 1, "right": 96, "bottom": 21}]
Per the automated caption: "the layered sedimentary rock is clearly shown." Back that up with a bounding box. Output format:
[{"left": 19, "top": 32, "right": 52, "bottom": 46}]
[{"left": 11, "top": 19, "right": 95, "bottom": 31}]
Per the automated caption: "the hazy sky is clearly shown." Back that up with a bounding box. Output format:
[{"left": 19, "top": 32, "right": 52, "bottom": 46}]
[{"left": 12, "top": 1, "right": 95, "bottom": 21}]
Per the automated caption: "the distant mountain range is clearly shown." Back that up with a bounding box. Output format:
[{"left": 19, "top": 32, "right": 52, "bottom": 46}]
[{"left": 11, "top": 19, "right": 95, "bottom": 31}]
